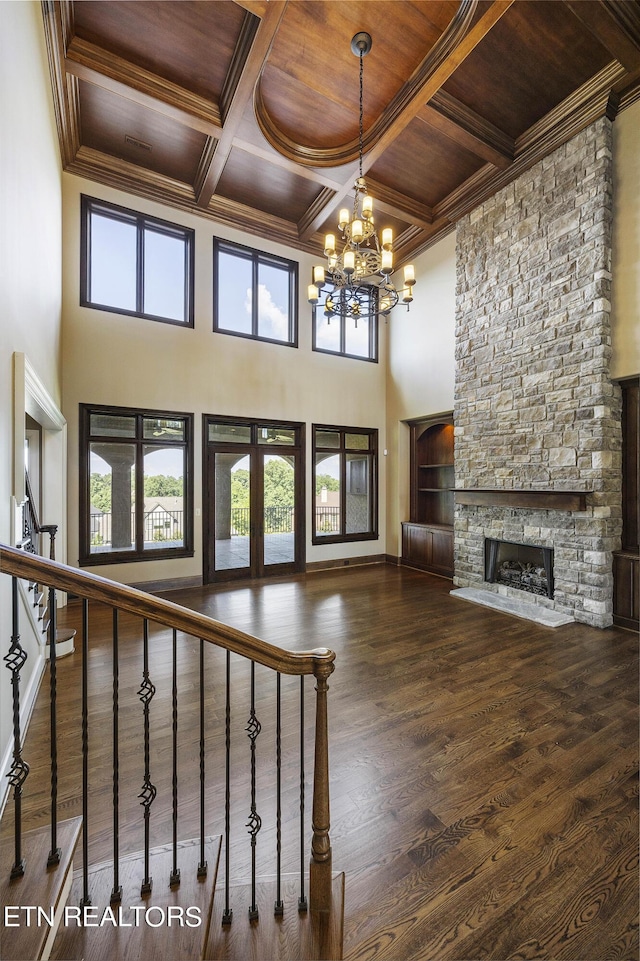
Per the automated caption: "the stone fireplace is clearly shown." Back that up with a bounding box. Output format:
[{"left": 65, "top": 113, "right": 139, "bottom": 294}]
[
  {"left": 485, "top": 538, "right": 554, "bottom": 599},
  {"left": 453, "top": 118, "right": 622, "bottom": 629}
]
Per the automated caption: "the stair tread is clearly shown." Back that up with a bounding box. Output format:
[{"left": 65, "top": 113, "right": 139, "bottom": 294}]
[
  {"left": 205, "top": 872, "right": 345, "bottom": 961},
  {"left": 50, "top": 835, "right": 221, "bottom": 961},
  {"left": 1, "top": 816, "right": 83, "bottom": 961}
]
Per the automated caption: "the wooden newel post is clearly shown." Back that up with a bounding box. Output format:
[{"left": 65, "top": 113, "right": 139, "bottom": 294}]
[{"left": 309, "top": 658, "right": 334, "bottom": 912}]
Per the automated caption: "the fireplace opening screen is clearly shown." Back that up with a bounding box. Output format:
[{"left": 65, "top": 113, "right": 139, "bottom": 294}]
[{"left": 484, "top": 538, "right": 554, "bottom": 599}]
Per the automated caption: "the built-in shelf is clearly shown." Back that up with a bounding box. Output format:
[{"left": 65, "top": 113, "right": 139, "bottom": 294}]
[
  {"left": 403, "top": 413, "right": 455, "bottom": 577},
  {"left": 455, "top": 489, "right": 589, "bottom": 511}
]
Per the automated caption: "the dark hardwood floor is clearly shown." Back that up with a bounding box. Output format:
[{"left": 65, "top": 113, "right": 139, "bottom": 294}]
[{"left": 2, "top": 565, "right": 638, "bottom": 960}]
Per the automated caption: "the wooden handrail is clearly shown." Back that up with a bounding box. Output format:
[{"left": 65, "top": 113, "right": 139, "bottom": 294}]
[
  {"left": 23, "top": 472, "right": 58, "bottom": 559},
  {"left": 0, "top": 544, "right": 335, "bottom": 678}
]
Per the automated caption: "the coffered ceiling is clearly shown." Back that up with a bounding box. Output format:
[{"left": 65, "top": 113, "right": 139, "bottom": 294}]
[{"left": 43, "top": 0, "right": 640, "bottom": 263}]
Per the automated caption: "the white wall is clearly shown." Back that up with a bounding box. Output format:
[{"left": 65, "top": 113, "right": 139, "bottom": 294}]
[
  {"left": 384, "top": 232, "right": 456, "bottom": 554},
  {"left": 62, "top": 177, "right": 388, "bottom": 583},
  {"left": 0, "top": 1, "right": 63, "bottom": 795},
  {"left": 611, "top": 98, "right": 640, "bottom": 380}
]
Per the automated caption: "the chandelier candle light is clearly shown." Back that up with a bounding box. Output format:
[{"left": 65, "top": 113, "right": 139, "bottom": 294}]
[{"left": 308, "top": 32, "right": 416, "bottom": 323}]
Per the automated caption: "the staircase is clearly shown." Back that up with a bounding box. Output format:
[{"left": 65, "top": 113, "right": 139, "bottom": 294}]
[
  {"left": 19, "top": 471, "right": 76, "bottom": 658},
  {"left": 2, "top": 824, "right": 343, "bottom": 961},
  {"left": 1, "top": 819, "right": 82, "bottom": 961},
  {"left": 0, "top": 544, "right": 343, "bottom": 961}
]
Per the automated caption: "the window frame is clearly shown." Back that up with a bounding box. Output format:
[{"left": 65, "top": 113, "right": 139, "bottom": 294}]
[
  {"left": 80, "top": 195, "right": 195, "bottom": 327},
  {"left": 312, "top": 277, "right": 379, "bottom": 363},
  {"left": 79, "top": 403, "right": 194, "bottom": 566},
  {"left": 213, "top": 237, "right": 298, "bottom": 347},
  {"left": 312, "top": 424, "right": 378, "bottom": 545}
]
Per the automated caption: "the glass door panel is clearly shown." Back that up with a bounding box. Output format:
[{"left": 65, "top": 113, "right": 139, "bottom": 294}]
[
  {"left": 262, "top": 453, "right": 296, "bottom": 568},
  {"left": 213, "top": 451, "right": 252, "bottom": 573},
  {"left": 204, "top": 417, "right": 304, "bottom": 583},
  {"left": 89, "top": 442, "right": 135, "bottom": 555},
  {"left": 315, "top": 452, "right": 341, "bottom": 537}
]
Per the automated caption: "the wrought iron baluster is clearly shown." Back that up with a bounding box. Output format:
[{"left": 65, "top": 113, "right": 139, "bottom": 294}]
[
  {"left": 246, "top": 660, "right": 262, "bottom": 921},
  {"left": 138, "top": 619, "right": 156, "bottom": 896},
  {"left": 111, "top": 609, "right": 122, "bottom": 903},
  {"left": 274, "top": 672, "right": 283, "bottom": 916},
  {"left": 80, "top": 598, "right": 91, "bottom": 906},
  {"left": 222, "top": 650, "right": 232, "bottom": 925},
  {"left": 198, "top": 638, "right": 207, "bottom": 878},
  {"left": 47, "top": 586, "right": 61, "bottom": 866},
  {"left": 170, "top": 628, "right": 180, "bottom": 887},
  {"left": 298, "top": 675, "right": 307, "bottom": 912},
  {"left": 5, "top": 576, "right": 29, "bottom": 878}
]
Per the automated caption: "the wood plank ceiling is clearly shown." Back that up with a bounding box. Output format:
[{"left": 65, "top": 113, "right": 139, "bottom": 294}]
[{"left": 43, "top": 0, "right": 640, "bottom": 264}]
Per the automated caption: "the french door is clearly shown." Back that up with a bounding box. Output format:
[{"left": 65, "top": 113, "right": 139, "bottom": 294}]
[{"left": 204, "top": 417, "right": 304, "bottom": 582}]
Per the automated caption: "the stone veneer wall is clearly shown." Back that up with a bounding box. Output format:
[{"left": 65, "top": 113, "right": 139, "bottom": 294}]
[{"left": 453, "top": 118, "right": 622, "bottom": 628}]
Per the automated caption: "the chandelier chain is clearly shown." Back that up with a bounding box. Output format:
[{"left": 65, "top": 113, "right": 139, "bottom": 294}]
[{"left": 358, "top": 49, "right": 364, "bottom": 183}]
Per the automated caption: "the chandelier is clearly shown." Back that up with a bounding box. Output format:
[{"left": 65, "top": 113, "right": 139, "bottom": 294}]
[{"left": 308, "top": 32, "right": 416, "bottom": 323}]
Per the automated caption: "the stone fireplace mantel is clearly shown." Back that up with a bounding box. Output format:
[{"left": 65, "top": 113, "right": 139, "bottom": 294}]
[{"left": 455, "top": 489, "right": 589, "bottom": 511}]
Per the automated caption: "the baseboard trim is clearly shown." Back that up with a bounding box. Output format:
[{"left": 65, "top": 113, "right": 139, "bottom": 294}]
[
  {"left": 306, "top": 554, "right": 386, "bottom": 573},
  {"left": 126, "top": 575, "right": 203, "bottom": 594}
]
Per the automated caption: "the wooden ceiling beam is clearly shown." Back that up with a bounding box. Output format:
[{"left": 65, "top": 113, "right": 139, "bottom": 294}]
[
  {"left": 358, "top": 0, "right": 517, "bottom": 171},
  {"left": 298, "top": 0, "right": 516, "bottom": 243},
  {"left": 67, "top": 144, "right": 307, "bottom": 251},
  {"left": 196, "top": 2, "right": 287, "bottom": 208},
  {"left": 418, "top": 91, "right": 514, "bottom": 168},
  {"left": 231, "top": 137, "right": 349, "bottom": 193},
  {"left": 431, "top": 60, "right": 626, "bottom": 234},
  {"left": 297, "top": 187, "right": 342, "bottom": 240},
  {"left": 563, "top": 0, "right": 640, "bottom": 72},
  {"left": 364, "top": 179, "right": 434, "bottom": 230},
  {"left": 64, "top": 37, "right": 223, "bottom": 137}
]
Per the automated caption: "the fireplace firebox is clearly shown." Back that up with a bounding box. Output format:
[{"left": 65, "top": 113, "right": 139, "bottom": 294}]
[{"left": 485, "top": 538, "right": 554, "bottom": 599}]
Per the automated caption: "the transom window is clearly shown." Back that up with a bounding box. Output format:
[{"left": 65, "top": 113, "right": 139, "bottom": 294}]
[
  {"left": 80, "top": 196, "right": 194, "bottom": 326},
  {"left": 313, "top": 426, "right": 378, "bottom": 544},
  {"left": 312, "top": 279, "right": 378, "bottom": 362},
  {"left": 79, "top": 405, "right": 194, "bottom": 565},
  {"left": 213, "top": 238, "right": 298, "bottom": 346}
]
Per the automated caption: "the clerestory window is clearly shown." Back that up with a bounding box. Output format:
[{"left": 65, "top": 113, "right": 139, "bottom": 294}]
[
  {"left": 312, "top": 279, "right": 378, "bottom": 362},
  {"left": 213, "top": 238, "right": 298, "bottom": 346},
  {"left": 80, "top": 196, "right": 195, "bottom": 327}
]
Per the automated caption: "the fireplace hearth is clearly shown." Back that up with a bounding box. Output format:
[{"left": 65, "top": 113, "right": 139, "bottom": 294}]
[{"left": 485, "top": 538, "right": 554, "bottom": 599}]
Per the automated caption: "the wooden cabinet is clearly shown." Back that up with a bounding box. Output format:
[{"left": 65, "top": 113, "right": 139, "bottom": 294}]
[
  {"left": 402, "top": 413, "right": 454, "bottom": 578},
  {"left": 613, "top": 551, "right": 639, "bottom": 631},
  {"left": 614, "top": 378, "right": 639, "bottom": 631},
  {"left": 402, "top": 521, "right": 454, "bottom": 577}
]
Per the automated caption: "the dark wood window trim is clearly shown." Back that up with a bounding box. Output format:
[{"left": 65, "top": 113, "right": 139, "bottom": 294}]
[
  {"left": 312, "top": 424, "right": 378, "bottom": 545},
  {"left": 79, "top": 404, "right": 194, "bottom": 566},
  {"left": 311, "top": 276, "right": 379, "bottom": 363},
  {"left": 80, "top": 195, "right": 195, "bottom": 327},
  {"left": 213, "top": 237, "right": 298, "bottom": 347}
]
